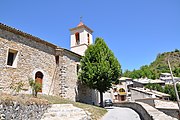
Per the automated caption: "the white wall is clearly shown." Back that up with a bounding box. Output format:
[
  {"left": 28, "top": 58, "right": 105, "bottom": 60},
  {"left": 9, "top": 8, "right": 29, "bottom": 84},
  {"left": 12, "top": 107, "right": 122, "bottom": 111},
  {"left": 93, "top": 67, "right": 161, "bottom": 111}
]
[{"left": 70, "top": 27, "right": 93, "bottom": 56}]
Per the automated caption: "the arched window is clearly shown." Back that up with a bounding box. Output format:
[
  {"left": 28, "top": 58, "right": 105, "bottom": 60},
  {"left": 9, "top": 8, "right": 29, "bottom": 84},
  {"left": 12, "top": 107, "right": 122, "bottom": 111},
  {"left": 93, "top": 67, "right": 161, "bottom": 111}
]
[
  {"left": 75, "top": 32, "right": 80, "bottom": 45},
  {"left": 87, "top": 33, "right": 90, "bottom": 45},
  {"left": 35, "top": 71, "right": 43, "bottom": 92},
  {"left": 119, "top": 88, "right": 125, "bottom": 92}
]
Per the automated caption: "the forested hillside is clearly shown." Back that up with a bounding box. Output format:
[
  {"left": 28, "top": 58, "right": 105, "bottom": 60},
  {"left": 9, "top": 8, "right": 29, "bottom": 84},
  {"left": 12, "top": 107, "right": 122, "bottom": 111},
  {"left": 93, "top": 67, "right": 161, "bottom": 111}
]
[{"left": 123, "top": 49, "right": 180, "bottom": 79}]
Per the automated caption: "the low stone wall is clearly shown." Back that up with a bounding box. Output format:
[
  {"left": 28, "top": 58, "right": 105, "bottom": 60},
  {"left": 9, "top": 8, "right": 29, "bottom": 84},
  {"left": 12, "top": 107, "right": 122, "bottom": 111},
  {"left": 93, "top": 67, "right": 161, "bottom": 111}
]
[
  {"left": 157, "top": 108, "right": 179, "bottom": 119},
  {"left": 135, "top": 98, "right": 179, "bottom": 119},
  {"left": 135, "top": 98, "right": 155, "bottom": 107},
  {"left": 114, "top": 102, "right": 152, "bottom": 120},
  {"left": 0, "top": 97, "right": 49, "bottom": 120},
  {"left": 114, "top": 102, "right": 177, "bottom": 120}
]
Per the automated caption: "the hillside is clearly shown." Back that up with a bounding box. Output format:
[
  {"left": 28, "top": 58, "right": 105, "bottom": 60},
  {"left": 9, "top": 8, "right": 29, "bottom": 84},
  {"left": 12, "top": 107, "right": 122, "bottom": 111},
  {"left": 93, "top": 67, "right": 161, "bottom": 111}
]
[
  {"left": 150, "top": 49, "right": 180, "bottom": 71},
  {"left": 123, "top": 49, "right": 180, "bottom": 79}
]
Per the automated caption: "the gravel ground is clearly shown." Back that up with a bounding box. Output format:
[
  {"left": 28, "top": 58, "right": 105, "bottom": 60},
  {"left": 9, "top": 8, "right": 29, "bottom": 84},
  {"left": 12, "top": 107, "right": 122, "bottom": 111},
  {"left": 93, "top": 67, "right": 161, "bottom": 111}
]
[{"left": 101, "top": 106, "right": 141, "bottom": 120}]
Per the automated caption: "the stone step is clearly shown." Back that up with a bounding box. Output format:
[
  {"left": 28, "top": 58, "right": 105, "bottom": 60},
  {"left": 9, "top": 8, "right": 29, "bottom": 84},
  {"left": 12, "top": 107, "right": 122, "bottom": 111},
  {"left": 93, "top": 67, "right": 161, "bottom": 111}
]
[
  {"left": 50, "top": 104, "right": 74, "bottom": 107},
  {"left": 41, "top": 116, "right": 88, "bottom": 120},
  {"left": 41, "top": 104, "right": 91, "bottom": 120},
  {"left": 42, "top": 110, "right": 87, "bottom": 117}
]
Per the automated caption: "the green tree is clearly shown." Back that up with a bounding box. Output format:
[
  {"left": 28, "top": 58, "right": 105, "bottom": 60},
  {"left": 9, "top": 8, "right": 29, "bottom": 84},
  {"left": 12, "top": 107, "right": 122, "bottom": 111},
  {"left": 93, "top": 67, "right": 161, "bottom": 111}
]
[
  {"left": 79, "top": 37, "right": 121, "bottom": 107},
  {"left": 145, "top": 83, "right": 163, "bottom": 92},
  {"left": 163, "top": 85, "right": 176, "bottom": 101},
  {"left": 173, "top": 67, "right": 180, "bottom": 77},
  {"left": 123, "top": 50, "right": 180, "bottom": 80},
  {"left": 175, "top": 49, "right": 180, "bottom": 52}
]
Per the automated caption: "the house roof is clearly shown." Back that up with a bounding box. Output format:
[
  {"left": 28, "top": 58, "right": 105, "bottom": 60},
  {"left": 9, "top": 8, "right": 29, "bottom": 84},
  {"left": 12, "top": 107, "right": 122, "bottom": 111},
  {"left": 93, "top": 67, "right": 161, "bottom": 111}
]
[
  {"left": 70, "top": 22, "right": 93, "bottom": 33},
  {"left": 0, "top": 22, "right": 81, "bottom": 58},
  {"left": 61, "top": 48, "right": 81, "bottom": 58},
  {"left": 77, "top": 21, "right": 84, "bottom": 27},
  {"left": 133, "top": 78, "right": 165, "bottom": 84},
  {"left": 160, "top": 73, "right": 171, "bottom": 76},
  {"left": 119, "top": 77, "right": 133, "bottom": 81},
  {"left": 0, "top": 23, "right": 57, "bottom": 49},
  {"left": 131, "top": 87, "right": 170, "bottom": 97}
]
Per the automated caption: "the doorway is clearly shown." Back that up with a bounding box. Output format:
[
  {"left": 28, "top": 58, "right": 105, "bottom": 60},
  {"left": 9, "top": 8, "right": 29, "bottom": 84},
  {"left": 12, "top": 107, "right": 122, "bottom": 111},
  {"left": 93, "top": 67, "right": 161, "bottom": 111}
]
[{"left": 35, "top": 71, "right": 43, "bottom": 92}]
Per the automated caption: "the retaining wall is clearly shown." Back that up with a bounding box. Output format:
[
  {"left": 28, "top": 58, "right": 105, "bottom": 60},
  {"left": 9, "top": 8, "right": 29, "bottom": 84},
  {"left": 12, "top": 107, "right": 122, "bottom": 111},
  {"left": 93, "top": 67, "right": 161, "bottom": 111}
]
[
  {"left": 114, "top": 102, "right": 177, "bottom": 120},
  {"left": 0, "top": 97, "right": 49, "bottom": 120}
]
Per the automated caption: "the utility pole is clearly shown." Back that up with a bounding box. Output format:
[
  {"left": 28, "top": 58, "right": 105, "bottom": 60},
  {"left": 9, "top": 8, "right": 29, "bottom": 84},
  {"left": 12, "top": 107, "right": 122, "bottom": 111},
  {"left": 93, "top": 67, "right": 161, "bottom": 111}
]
[{"left": 168, "top": 59, "right": 180, "bottom": 119}]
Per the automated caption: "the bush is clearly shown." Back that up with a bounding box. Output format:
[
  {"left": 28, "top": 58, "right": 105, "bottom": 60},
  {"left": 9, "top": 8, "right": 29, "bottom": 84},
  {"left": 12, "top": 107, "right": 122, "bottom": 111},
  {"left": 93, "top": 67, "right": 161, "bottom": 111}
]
[
  {"left": 10, "top": 81, "right": 25, "bottom": 95},
  {"left": 29, "top": 79, "right": 42, "bottom": 97}
]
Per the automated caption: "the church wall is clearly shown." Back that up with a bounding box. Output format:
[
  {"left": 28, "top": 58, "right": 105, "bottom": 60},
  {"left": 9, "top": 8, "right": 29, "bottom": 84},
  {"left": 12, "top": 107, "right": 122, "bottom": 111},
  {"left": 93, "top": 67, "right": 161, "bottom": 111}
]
[
  {"left": 58, "top": 51, "right": 80, "bottom": 101},
  {"left": 0, "top": 22, "right": 98, "bottom": 103},
  {"left": 0, "top": 28, "right": 56, "bottom": 95},
  {"left": 71, "top": 45, "right": 88, "bottom": 56}
]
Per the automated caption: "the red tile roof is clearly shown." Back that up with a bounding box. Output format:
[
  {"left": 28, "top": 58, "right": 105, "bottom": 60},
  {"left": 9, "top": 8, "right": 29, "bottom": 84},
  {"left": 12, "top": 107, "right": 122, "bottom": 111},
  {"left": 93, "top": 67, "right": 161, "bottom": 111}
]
[{"left": 77, "top": 22, "right": 84, "bottom": 27}]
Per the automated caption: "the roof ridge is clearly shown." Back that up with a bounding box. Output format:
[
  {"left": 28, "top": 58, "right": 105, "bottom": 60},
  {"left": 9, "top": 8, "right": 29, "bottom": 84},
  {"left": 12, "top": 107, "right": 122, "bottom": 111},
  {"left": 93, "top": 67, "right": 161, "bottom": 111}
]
[{"left": 0, "top": 22, "right": 57, "bottom": 48}]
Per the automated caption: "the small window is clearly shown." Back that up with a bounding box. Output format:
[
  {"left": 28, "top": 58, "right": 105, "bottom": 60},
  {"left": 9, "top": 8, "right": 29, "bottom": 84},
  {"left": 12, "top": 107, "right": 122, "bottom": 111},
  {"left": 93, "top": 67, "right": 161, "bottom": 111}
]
[
  {"left": 87, "top": 33, "right": 90, "bottom": 45},
  {"left": 75, "top": 32, "right": 80, "bottom": 45},
  {"left": 55, "top": 56, "right": 59, "bottom": 65},
  {"left": 7, "top": 49, "right": 18, "bottom": 67},
  {"left": 77, "top": 64, "right": 80, "bottom": 75}
]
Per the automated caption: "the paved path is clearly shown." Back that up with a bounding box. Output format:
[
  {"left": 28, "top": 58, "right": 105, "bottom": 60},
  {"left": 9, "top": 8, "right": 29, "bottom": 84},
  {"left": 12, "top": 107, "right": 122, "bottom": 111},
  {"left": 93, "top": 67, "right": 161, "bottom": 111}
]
[
  {"left": 101, "top": 106, "right": 141, "bottom": 120},
  {"left": 41, "top": 104, "right": 91, "bottom": 120}
]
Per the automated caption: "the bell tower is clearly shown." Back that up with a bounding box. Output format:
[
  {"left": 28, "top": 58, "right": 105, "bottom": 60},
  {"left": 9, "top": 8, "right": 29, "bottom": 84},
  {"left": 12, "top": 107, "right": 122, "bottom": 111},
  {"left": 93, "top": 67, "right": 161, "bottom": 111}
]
[{"left": 70, "top": 22, "right": 93, "bottom": 56}]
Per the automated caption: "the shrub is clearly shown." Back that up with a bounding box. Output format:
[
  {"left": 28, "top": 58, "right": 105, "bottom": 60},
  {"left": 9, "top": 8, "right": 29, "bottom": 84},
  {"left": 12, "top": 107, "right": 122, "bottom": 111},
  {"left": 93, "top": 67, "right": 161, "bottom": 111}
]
[
  {"left": 29, "top": 79, "right": 42, "bottom": 97},
  {"left": 10, "top": 81, "right": 25, "bottom": 95}
]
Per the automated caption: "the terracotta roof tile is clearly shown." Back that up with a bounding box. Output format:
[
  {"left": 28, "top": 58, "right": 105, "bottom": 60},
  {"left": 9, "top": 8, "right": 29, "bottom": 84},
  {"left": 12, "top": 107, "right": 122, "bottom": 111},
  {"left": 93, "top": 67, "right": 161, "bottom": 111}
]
[{"left": 77, "top": 22, "right": 84, "bottom": 27}]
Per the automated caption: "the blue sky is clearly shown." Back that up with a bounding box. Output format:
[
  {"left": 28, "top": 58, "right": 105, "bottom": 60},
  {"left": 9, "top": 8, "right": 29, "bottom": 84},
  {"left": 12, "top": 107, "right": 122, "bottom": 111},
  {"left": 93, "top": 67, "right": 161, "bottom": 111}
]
[{"left": 1, "top": 0, "right": 180, "bottom": 71}]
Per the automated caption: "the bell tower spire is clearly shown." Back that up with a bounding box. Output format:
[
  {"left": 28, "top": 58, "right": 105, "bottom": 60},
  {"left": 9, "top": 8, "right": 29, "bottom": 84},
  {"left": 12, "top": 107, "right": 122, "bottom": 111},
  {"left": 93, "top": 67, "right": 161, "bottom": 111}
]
[{"left": 70, "top": 21, "right": 93, "bottom": 56}]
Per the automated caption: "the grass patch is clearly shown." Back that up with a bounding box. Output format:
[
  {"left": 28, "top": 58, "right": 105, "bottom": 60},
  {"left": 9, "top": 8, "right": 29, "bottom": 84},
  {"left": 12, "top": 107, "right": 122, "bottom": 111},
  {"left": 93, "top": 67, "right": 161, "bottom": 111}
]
[
  {"left": 72, "top": 102, "right": 107, "bottom": 120},
  {"left": 0, "top": 93, "right": 48, "bottom": 105}
]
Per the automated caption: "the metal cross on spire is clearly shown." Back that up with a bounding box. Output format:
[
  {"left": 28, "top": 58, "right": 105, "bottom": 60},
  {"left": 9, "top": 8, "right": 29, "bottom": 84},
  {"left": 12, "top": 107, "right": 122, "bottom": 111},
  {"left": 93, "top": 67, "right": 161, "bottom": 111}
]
[{"left": 77, "top": 16, "right": 84, "bottom": 27}]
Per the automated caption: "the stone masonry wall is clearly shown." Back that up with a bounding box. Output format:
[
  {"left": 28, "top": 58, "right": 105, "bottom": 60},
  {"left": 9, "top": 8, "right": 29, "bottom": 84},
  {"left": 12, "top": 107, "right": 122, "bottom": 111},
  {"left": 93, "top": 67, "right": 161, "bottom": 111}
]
[
  {"left": 0, "top": 28, "right": 56, "bottom": 95},
  {"left": 77, "top": 82, "right": 99, "bottom": 105},
  {"left": 58, "top": 52, "right": 80, "bottom": 101},
  {"left": 158, "top": 108, "right": 179, "bottom": 119},
  {"left": 0, "top": 99, "right": 49, "bottom": 120}
]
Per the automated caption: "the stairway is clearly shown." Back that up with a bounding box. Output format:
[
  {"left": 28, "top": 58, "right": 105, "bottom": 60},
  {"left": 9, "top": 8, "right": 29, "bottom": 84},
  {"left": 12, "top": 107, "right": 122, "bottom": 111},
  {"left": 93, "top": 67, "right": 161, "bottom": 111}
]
[{"left": 41, "top": 104, "right": 91, "bottom": 120}]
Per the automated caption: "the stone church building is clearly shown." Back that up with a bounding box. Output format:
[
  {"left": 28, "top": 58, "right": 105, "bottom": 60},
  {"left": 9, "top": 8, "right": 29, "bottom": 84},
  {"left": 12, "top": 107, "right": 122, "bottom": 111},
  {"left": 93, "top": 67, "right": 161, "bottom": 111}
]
[{"left": 0, "top": 22, "right": 98, "bottom": 104}]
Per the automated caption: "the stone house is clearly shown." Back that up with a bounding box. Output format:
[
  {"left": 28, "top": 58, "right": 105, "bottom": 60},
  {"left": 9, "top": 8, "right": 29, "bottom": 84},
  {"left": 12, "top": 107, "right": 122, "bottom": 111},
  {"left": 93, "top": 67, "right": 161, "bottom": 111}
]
[
  {"left": 160, "top": 73, "right": 180, "bottom": 84},
  {"left": 112, "top": 77, "right": 133, "bottom": 102},
  {"left": 0, "top": 22, "right": 98, "bottom": 104},
  {"left": 130, "top": 87, "right": 170, "bottom": 101}
]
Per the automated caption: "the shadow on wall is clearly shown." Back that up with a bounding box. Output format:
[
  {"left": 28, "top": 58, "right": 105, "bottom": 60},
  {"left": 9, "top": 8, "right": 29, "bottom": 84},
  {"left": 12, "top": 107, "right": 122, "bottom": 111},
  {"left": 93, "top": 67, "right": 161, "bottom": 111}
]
[{"left": 75, "top": 81, "right": 98, "bottom": 105}]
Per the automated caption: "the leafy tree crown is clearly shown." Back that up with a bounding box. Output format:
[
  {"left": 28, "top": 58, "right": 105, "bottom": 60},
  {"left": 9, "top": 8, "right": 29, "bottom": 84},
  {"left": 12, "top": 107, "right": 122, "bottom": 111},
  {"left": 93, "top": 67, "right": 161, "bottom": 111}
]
[{"left": 79, "top": 37, "right": 121, "bottom": 93}]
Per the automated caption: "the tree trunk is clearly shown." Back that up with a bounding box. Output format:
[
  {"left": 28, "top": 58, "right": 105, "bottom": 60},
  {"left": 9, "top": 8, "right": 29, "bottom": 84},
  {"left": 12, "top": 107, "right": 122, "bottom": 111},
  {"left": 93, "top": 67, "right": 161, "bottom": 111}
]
[
  {"left": 100, "top": 91, "right": 103, "bottom": 107},
  {"left": 32, "top": 88, "right": 35, "bottom": 97},
  {"left": 34, "top": 91, "right": 38, "bottom": 98}
]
